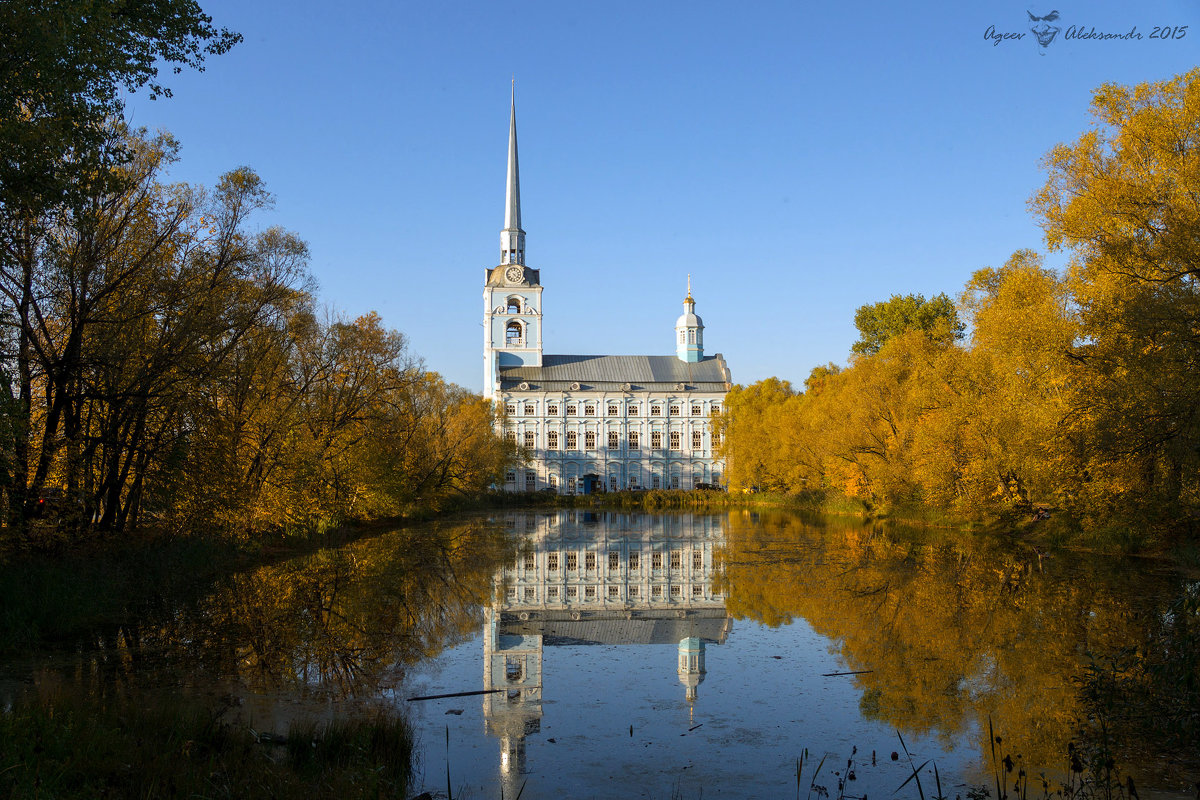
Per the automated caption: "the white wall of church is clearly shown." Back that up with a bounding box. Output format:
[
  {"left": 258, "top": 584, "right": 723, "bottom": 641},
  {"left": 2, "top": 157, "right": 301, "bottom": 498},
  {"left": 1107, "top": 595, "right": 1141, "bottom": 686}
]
[{"left": 499, "top": 389, "right": 725, "bottom": 492}]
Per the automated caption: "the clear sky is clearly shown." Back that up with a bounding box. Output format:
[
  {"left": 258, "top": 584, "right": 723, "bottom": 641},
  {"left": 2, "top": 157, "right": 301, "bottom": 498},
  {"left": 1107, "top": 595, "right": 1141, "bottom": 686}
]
[{"left": 122, "top": 0, "right": 1200, "bottom": 391}]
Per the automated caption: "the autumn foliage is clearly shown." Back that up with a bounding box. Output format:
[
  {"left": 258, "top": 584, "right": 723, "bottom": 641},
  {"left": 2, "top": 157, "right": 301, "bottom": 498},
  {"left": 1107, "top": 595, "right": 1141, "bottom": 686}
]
[
  {"left": 0, "top": 128, "right": 513, "bottom": 540},
  {"left": 718, "top": 70, "right": 1200, "bottom": 541}
]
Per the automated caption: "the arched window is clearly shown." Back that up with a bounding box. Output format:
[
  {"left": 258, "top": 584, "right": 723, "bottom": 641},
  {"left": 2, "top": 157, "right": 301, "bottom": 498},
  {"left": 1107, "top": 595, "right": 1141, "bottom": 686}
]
[
  {"left": 688, "top": 330, "right": 695, "bottom": 344},
  {"left": 506, "top": 321, "right": 523, "bottom": 347},
  {"left": 507, "top": 297, "right": 522, "bottom": 314},
  {"left": 678, "top": 331, "right": 685, "bottom": 344}
]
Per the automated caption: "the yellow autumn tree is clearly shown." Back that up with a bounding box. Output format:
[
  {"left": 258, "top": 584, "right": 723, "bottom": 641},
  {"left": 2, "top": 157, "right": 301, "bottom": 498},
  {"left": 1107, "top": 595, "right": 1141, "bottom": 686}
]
[{"left": 1034, "top": 69, "right": 1200, "bottom": 529}]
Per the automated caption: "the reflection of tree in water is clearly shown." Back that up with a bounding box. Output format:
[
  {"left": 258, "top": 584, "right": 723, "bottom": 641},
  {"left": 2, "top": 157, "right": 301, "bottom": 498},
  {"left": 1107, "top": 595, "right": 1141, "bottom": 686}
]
[
  {"left": 716, "top": 511, "right": 1197, "bottom": 786},
  {"left": 72, "top": 519, "right": 515, "bottom": 698}
]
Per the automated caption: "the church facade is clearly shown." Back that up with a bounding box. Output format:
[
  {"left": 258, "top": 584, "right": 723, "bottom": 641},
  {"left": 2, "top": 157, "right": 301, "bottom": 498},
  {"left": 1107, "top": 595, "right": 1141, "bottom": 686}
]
[{"left": 483, "top": 92, "right": 731, "bottom": 493}]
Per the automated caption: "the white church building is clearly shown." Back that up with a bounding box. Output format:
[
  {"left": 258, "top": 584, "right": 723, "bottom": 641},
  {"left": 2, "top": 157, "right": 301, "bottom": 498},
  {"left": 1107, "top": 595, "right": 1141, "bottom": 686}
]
[{"left": 484, "top": 91, "right": 731, "bottom": 494}]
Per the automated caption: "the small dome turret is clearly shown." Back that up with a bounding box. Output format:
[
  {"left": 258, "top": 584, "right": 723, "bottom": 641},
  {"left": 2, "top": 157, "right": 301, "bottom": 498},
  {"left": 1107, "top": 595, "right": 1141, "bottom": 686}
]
[{"left": 675, "top": 276, "right": 704, "bottom": 362}]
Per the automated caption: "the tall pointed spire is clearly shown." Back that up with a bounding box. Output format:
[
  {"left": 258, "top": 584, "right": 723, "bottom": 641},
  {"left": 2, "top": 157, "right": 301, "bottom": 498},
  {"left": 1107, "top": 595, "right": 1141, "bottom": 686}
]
[{"left": 501, "top": 81, "right": 526, "bottom": 265}]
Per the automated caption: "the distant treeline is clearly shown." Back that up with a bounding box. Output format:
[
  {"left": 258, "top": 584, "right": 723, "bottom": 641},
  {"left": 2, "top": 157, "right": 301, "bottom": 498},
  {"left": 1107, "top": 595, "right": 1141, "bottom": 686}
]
[
  {"left": 0, "top": 5, "right": 513, "bottom": 541},
  {"left": 717, "top": 71, "right": 1200, "bottom": 543}
]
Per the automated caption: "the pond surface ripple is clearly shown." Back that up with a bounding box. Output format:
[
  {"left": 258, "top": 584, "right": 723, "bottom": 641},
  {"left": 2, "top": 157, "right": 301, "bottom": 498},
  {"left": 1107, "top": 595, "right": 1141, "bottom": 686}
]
[{"left": 3, "top": 510, "right": 1196, "bottom": 799}]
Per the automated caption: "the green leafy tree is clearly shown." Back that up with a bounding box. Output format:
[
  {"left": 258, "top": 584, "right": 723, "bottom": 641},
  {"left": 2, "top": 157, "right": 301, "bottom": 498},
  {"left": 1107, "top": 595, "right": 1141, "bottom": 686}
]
[
  {"left": 851, "top": 292, "right": 963, "bottom": 356},
  {"left": 0, "top": 0, "right": 240, "bottom": 213}
]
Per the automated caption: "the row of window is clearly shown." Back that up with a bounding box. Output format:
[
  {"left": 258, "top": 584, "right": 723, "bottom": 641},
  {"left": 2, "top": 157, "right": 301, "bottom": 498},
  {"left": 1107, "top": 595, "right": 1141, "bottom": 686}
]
[
  {"left": 504, "top": 401, "right": 720, "bottom": 418},
  {"left": 504, "top": 471, "right": 718, "bottom": 491},
  {"left": 505, "top": 584, "right": 709, "bottom": 601},
  {"left": 507, "top": 430, "right": 707, "bottom": 451},
  {"left": 526, "top": 549, "right": 705, "bottom": 572},
  {"left": 506, "top": 431, "right": 710, "bottom": 450}
]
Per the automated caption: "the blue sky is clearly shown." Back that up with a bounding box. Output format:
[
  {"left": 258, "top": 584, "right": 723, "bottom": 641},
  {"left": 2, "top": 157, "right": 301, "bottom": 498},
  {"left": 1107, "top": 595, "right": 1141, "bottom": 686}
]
[{"left": 122, "top": 0, "right": 1199, "bottom": 390}]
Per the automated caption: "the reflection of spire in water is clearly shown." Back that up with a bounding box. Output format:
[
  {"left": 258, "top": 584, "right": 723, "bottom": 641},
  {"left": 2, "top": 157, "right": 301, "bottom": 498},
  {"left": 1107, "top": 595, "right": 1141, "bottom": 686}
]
[{"left": 482, "top": 510, "right": 733, "bottom": 783}]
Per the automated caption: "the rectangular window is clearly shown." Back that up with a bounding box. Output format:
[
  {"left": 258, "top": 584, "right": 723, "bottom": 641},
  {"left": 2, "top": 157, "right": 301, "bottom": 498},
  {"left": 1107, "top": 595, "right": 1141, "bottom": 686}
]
[
  {"left": 548, "top": 586, "right": 560, "bottom": 599},
  {"left": 548, "top": 552, "right": 560, "bottom": 571},
  {"left": 693, "top": 550, "right": 703, "bottom": 570},
  {"left": 670, "top": 550, "right": 682, "bottom": 570},
  {"left": 505, "top": 470, "right": 516, "bottom": 482},
  {"left": 608, "top": 551, "right": 619, "bottom": 570},
  {"left": 524, "top": 431, "right": 536, "bottom": 448},
  {"left": 608, "top": 431, "right": 619, "bottom": 449},
  {"left": 549, "top": 474, "right": 558, "bottom": 488},
  {"left": 692, "top": 431, "right": 702, "bottom": 450},
  {"left": 566, "top": 552, "right": 578, "bottom": 571},
  {"left": 526, "top": 470, "right": 536, "bottom": 490},
  {"left": 524, "top": 587, "right": 535, "bottom": 601},
  {"left": 652, "top": 552, "right": 663, "bottom": 570},
  {"left": 566, "top": 431, "right": 578, "bottom": 450},
  {"left": 584, "top": 585, "right": 597, "bottom": 599},
  {"left": 505, "top": 403, "right": 516, "bottom": 415},
  {"left": 584, "top": 404, "right": 596, "bottom": 416},
  {"left": 651, "top": 431, "right": 662, "bottom": 449},
  {"left": 566, "top": 403, "right": 577, "bottom": 416},
  {"left": 607, "top": 585, "right": 620, "bottom": 599},
  {"left": 629, "top": 585, "right": 640, "bottom": 598},
  {"left": 669, "top": 431, "right": 681, "bottom": 451},
  {"left": 629, "top": 405, "right": 639, "bottom": 416},
  {"left": 585, "top": 552, "right": 596, "bottom": 571},
  {"left": 669, "top": 405, "right": 681, "bottom": 416},
  {"left": 651, "top": 405, "right": 662, "bottom": 416},
  {"left": 607, "top": 403, "right": 618, "bottom": 416},
  {"left": 692, "top": 585, "right": 703, "bottom": 597},
  {"left": 547, "top": 431, "right": 559, "bottom": 450},
  {"left": 524, "top": 553, "right": 535, "bottom": 570},
  {"left": 566, "top": 585, "right": 578, "bottom": 599},
  {"left": 506, "top": 431, "right": 516, "bottom": 444},
  {"left": 524, "top": 403, "right": 535, "bottom": 415},
  {"left": 652, "top": 585, "right": 663, "bottom": 598},
  {"left": 628, "top": 431, "right": 640, "bottom": 450},
  {"left": 691, "top": 404, "right": 702, "bottom": 416},
  {"left": 670, "top": 585, "right": 682, "bottom": 598},
  {"left": 712, "top": 404, "right": 721, "bottom": 415},
  {"left": 584, "top": 431, "right": 596, "bottom": 450},
  {"left": 629, "top": 552, "right": 640, "bottom": 571},
  {"left": 652, "top": 474, "right": 662, "bottom": 489},
  {"left": 506, "top": 587, "right": 516, "bottom": 599},
  {"left": 547, "top": 403, "right": 559, "bottom": 416}
]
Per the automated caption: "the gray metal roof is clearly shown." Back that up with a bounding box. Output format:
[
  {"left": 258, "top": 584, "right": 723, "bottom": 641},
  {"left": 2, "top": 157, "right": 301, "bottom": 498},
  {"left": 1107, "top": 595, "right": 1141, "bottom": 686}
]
[
  {"left": 500, "top": 610, "right": 732, "bottom": 646},
  {"left": 499, "top": 354, "right": 730, "bottom": 391}
]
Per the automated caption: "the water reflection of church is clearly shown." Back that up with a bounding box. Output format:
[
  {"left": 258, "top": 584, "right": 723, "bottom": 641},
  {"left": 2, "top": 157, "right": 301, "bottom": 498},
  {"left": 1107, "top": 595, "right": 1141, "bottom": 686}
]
[{"left": 483, "top": 511, "right": 731, "bottom": 783}]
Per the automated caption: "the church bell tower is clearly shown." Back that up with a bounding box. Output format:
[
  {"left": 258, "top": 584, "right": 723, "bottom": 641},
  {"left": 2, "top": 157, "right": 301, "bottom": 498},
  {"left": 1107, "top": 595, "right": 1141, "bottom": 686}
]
[{"left": 483, "top": 83, "right": 543, "bottom": 397}]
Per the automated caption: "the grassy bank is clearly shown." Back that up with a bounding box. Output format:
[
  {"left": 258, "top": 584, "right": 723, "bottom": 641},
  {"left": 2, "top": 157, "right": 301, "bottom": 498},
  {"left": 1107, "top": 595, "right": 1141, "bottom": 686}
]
[
  {"left": 0, "top": 690, "right": 414, "bottom": 800},
  {"left": 499, "top": 487, "right": 873, "bottom": 515}
]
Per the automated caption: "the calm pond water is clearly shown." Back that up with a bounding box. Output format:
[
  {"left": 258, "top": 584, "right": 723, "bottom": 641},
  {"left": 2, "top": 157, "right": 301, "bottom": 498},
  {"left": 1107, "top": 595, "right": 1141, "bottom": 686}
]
[{"left": 3, "top": 510, "right": 1197, "bottom": 799}]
